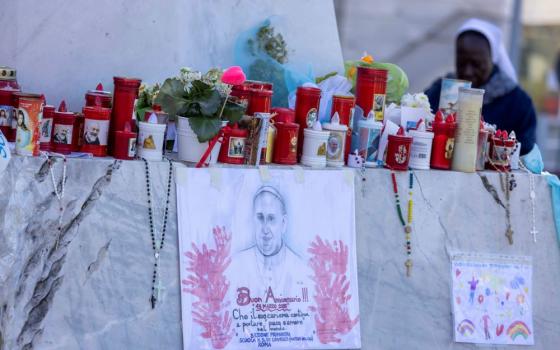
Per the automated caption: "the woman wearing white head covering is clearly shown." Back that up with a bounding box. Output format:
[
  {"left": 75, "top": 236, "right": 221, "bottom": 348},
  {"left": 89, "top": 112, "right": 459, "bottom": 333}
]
[{"left": 425, "top": 18, "right": 537, "bottom": 155}]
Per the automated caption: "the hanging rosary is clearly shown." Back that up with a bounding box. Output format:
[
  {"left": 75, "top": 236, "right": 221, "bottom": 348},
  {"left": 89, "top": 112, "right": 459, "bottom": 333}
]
[
  {"left": 390, "top": 169, "right": 414, "bottom": 277},
  {"left": 520, "top": 161, "right": 538, "bottom": 242},
  {"left": 487, "top": 141, "right": 517, "bottom": 245},
  {"left": 42, "top": 152, "right": 67, "bottom": 249},
  {"left": 143, "top": 158, "right": 173, "bottom": 309}
]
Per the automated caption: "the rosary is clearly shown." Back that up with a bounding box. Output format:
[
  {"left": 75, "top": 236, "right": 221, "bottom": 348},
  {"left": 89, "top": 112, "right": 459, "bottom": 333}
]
[
  {"left": 42, "top": 152, "right": 67, "bottom": 249},
  {"left": 520, "top": 161, "right": 538, "bottom": 242},
  {"left": 390, "top": 169, "right": 414, "bottom": 277},
  {"left": 143, "top": 158, "right": 173, "bottom": 309}
]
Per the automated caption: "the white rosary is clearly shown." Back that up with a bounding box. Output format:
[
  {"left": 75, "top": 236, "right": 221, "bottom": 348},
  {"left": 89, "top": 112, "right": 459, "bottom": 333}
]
[
  {"left": 42, "top": 152, "right": 67, "bottom": 249},
  {"left": 520, "top": 162, "right": 538, "bottom": 242}
]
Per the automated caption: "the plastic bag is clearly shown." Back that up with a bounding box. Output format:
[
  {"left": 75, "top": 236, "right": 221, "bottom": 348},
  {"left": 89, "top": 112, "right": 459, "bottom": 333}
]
[
  {"left": 344, "top": 54, "right": 409, "bottom": 104},
  {"left": 234, "top": 17, "right": 315, "bottom": 107},
  {"left": 520, "top": 144, "right": 544, "bottom": 174}
]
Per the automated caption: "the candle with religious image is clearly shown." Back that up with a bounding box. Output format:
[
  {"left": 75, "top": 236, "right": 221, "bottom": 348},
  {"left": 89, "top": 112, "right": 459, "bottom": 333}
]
[
  {"left": 137, "top": 113, "right": 166, "bottom": 161},
  {"left": 301, "top": 120, "right": 329, "bottom": 168},
  {"left": 113, "top": 121, "right": 137, "bottom": 160},
  {"left": 384, "top": 127, "right": 413, "bottom": 171},
  {"left": 430, "top": 111, "right": 457, "bottom": 170},
  {"left": 82, "top": 104, "right": 111, "bottom": 157},
  {"left": 452, "top": 87, "right": 485, "bottom": 173},
  {"left": 323, "top": 112, "right": 348, "bottom": 167},
  {"left": 51, "top": 101, "right": 75, "bottom": 155},
  {"left": 0, "top": 67, "right": 20, "bottom": 142},
  {"left": 39, "top": 104, "right": 55, "bottom": 151},
  {"left": 295, "top": 86, "right": 321, "bottom": 160},
  {"left": 273, "top": 120, "right": 299, "bottom": 165},
  {"left": 355, "top": 66, "right": 388, "bottom": 122},
  {"left": 358, "top": 111, "right": 383, "bottom": 167},
  {"left": 218, "top": 123, "right": 248, "bottom": 165},
  {"left": 111, "top": 76, "right": 141, "bottom": 154},
  {"left": 487, "top": 129, "right": 516, "bottom": 172},
  {"left": 15, "top": 93, "right": 44, "bottom": 156},
  {"left": 331, "top": 94, "right": 355, "bottom": 163}
]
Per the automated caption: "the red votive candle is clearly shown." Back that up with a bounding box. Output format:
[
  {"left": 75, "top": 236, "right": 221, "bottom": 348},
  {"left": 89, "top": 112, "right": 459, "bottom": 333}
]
[
  {"left": 82, "top": 105, "right": 111, "bottom": 157},
  {"left": 246, "top": 89, "right": 272, "bottom": 116},
  {"left": 331, "top": 94, "right": 355, "bottom": 163},
  {"left": 39, "top": 104, "right": 55, "bottom": 151},
  {"left": 218, "top": 124, "right": 248, "bottom": 164},
  {"left": 111, "top": 77, "right": 141, "bottom": 153},
  {"left": 355, "top": 67, "right": 388, "bottom": 121},
  {"left": 294, "top": 86, "right": 321, "bottom": 160},
  {"left": 271, "top": 107, "right": 295, "bottom": 123},
  {"left": 0, "top": 67, "right": 20, "bottom": 142},
  {"left": 246, "top": 80, "right": 273, "bottom": 91},
  {"left": 52, "top": 101, "right": 76, "bottom": 155},
  {"left": 231, "top": 84, "right": 252, "bottom": 108},
  {"left": 113, "top": 121, "right": 137, "bottom": 160},
  {"left": 385, "top": 127, "right": 413, "bottom": 171},
  {"left": 430, "top": 112, "right": 457, "bottom": 170},
  {"left": 273, "top": 121, "right": 299, "bottom": 165},
  {"left": 85, "top": 83, "right": 112, "bottom": 108}
]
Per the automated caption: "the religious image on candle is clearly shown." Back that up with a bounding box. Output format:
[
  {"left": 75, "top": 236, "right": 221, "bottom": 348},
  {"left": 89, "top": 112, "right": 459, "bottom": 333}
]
[{"left": 176, "top": 168, "right": 361, "bottom": 349}]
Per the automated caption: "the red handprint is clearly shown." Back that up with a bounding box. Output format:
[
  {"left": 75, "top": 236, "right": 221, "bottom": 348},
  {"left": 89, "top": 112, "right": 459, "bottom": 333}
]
[
  {"left": 308, "top": 235, "right": 359, "bottom": 344},
  {"left": 182, "top": 226, "right": 233, "bottom": 349}
]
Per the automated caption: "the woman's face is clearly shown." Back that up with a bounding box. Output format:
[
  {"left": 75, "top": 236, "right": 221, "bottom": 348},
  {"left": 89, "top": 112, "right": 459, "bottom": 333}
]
[
  {"left": 456, "top": 32, "right": 493, "bottom": 88},
  {"left": 18, "top": 111, "right": 24, "bottom": 125}
]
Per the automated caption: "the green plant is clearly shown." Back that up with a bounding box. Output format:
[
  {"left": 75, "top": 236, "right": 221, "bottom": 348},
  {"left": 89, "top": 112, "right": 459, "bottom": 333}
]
[
  {"left": 136, "top": 83, "right": 160, "bottom": 122},
  {"left": 155, "top": 68, "right": 245, "bottom": 142}
]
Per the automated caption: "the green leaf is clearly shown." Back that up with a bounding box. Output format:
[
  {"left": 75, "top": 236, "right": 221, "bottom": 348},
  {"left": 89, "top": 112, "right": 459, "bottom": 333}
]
[
  {"left": 198, "top": 90, "right": 222, "bottom": 116},
  {"left": 188, "top": 117, "right": 222, "bottom": 143},
  {"left": 154, "top": 78, "right": 188, "bottom": 116},
  {"left": 223, "top": 101, "right": 245, "bottom": 124}
]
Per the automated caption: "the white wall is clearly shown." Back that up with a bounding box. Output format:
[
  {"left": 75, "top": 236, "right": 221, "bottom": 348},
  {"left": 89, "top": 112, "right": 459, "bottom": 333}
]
[{"left": 0, "top": 0, "right": 343, "bottom": 111}]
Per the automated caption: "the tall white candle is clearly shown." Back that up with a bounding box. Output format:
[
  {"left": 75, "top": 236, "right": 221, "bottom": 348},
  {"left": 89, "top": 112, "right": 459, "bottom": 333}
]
[{"left": 452, "top": 87, "right": 485, "bottom": 172}]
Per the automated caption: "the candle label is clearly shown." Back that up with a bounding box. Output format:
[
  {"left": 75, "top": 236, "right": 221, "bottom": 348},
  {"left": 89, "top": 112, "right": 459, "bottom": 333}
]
[
  {"left": 15, "top": 101, "right": 43, "bottom": 156},
  {"left": 394, "top": 144, "right": 408, "bottom": 164},
  {"left": 373, "top": 93, "right": 386, "bottom": 121},
  {"left": 358, "top": 127, "right": 381, "bottom": 163},
  {"left": 317, "top": 142, "right": 326, "bottom": 156},
  {"left": 139, "top": 129, "right": 164, "bottom": 152},
  {"left": 0, "top": 105, "right": 13, "bottom": 128},
  {"left": 445, "top": 138, "right": 455, "bottom": 159},
  {"left": 327, "top": 131, "right": 344, "bottom": 161},
  {"left": 490, "top": 145, "right": 512, "bottom": 166},
  {"left": 39, "top": 118, "right": 53, "bottom": 143},
  {"left": 290, "top": 135, "right": 298, "bottom": 154},
  {"left": 227, "top": 137, "right": 246, "bottom": 159},
  {"left": 132, "top": 98, "right": 138, "bottom": 120},
  {"left": 306, "top": 108, "right": 318, "bottom": 128},
  {"left": 83, "top": 119, "right": 109, "bottom": 146},
  {"left": 53, "top": 124, "right": 73, "bottom": 144},
  {"left": 128, "top": 138, "right": 137, "bottom": 157}
]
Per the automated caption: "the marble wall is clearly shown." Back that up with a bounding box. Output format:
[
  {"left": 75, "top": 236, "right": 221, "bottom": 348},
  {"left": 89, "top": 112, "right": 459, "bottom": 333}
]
[{"left": 0, "top": 156, "right": 559, "bottom": 349}]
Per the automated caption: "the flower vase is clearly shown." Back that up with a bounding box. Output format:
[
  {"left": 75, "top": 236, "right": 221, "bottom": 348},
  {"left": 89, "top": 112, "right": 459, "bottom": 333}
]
[{"left": 176, "top": 117, "right": 222, "bottom": 164}]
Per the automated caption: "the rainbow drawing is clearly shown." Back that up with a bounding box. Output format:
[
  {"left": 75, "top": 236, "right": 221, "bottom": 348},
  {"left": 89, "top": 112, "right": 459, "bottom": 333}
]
[
  {"left": 456, "top": 319, "right": 475, "bottom": 336},
  {"left": 506, "top": 321, "right": 531, "bottom": 341}
]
